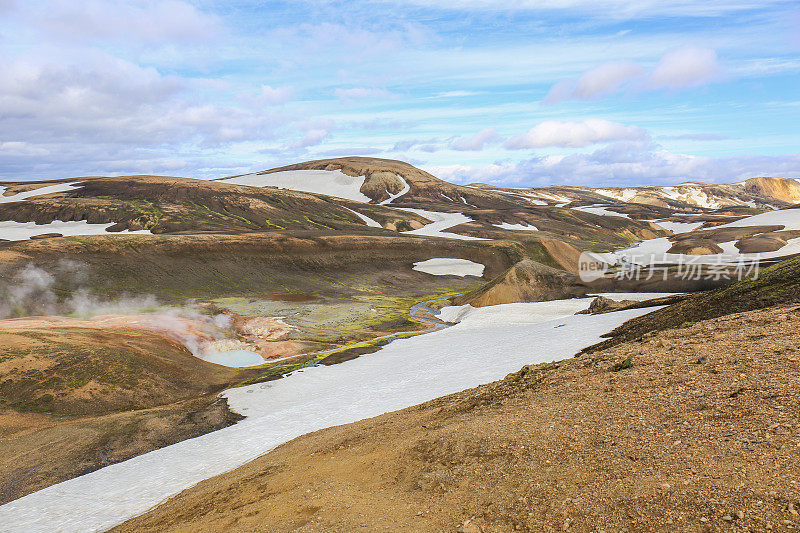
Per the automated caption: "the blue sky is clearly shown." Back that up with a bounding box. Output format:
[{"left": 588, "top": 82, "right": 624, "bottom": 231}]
[{"left": 0, "top": 0, "right": 798, "bottom": 186}]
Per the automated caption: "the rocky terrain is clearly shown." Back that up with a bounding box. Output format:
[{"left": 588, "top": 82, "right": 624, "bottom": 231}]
[
  {"left": 115, "top": 266, "right": 800, "bottom": 533},
  {"left": 2, "top": 156, "right": 800, "bottom": 520}
]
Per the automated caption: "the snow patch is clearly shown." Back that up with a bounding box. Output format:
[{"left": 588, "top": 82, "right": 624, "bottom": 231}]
[
  {"left": 711, "top": 208, "right": 800, "bottom": 231},
  {"left": 399, "top": 208, "right": 486, "bottom": 240},
  {"left": 379, "top": 175, "right": 410, "bottom": 205},
  {"left": 221, "top": 170, "right": 372, "bottom": 203},
  {"left": 0, "top": 183, "right": 80, "bottom": 204},
  {"left": 595, "top": 189, "right": 637, "bottom": 202},
  {"left": 412, "top": 258, "right": 485, "bottom": 277},
  {"left": 654, "top": 220, "right": 704, "bottom": 234},
  {"left": 341, "top": 207, "right": 382, "bottom": 228},
  {"left": 0, "top": 220, "right": 151, "bottom": 241},
  {"left": 493, "top": 222, "right": 539, "bottom": 231},
  {"left": 572, "top": 205, "right": 631, "bottom": 219}
]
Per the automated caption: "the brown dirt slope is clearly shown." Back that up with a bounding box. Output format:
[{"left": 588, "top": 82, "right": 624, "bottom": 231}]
[
  {"left": 0, "top": 328, "right": 252, "bottom": 503},
  {"left": 0, "top": 327, "right": 241, "bottom": 416},
  {"left": 116, "top": 304, "right": 800, "bottom": 533},
  {"left": 586, "top": 254, "right": 800, "bottom": 352},
  {"left": 742, "top": 177, "right": 800, "bottom": 204}
]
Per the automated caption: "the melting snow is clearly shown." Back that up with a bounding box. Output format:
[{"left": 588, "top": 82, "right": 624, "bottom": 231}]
[
  {"left": 399, "top": 208, "right": 486, "bottom": 240},
  {"left": 660, "top": 187, "right": 720, "bottom": 209},
  {"left": 379, "top": 175, "right": 410, "bottom": 205},
  {"left": 571, "top": 205, "right": 631, "bottom": 219},
  {"left": 595, "top": 189, "right": 637, "bottom": 202},
  {"left": 493, "top": 222, "right": 539, "bottom": 231},
  {"left": 0, "top": 299, "right": 660, "bottom": 533},
  {"left": 712, "top": 208, "right": 800, "bottom": 231},
  {"left": 0, "top": 220, "right": 151, "bottom": 241},
  {"left": 221, "top": 170, "right": 372, "bottom": 203},
  {"left": 654, "top": 220, "right": 704, "bottom": 234},
  {"left": 341, "top": 207, "right": 382, "bottom": 228},
  {"left": 0, "top": 183, "right": 80, "bottom": 204},
  {"left": 412, "top": 258, "right": 485, "bottom": 277}
]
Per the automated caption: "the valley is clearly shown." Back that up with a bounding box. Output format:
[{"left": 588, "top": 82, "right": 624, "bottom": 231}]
[{"left": 1, "top": 157, "right": 800, "bottom": 531}]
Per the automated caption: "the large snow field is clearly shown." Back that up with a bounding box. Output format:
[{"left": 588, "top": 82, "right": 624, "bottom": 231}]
[
  {"left": 0, "top": 298, "right": 661, "bottom": 532},
  {"left": 399, "top": 208, "right": 485, "bottom": 240},
  {"left": 600, "top": 235, "right": 800, "bottom": 266},
  {"left": 712, "top": 207, "right": 800, "bottom": 230},
  {"left": 221, "top": 170, "right": 373, "bottom": 202},
  {"left": 0, "top": 183, "right": 79, "bottom": 203},
  {"left": 412, "top": 258, "right": 485, "bottom": 277},
  {"left": 0, "top": 220, "right": 152, "bottom": 241}
]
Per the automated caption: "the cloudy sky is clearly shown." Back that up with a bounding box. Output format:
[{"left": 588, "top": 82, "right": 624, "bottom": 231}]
[{"left": 1, "top": 0, "right": 799, "bottom": 186}]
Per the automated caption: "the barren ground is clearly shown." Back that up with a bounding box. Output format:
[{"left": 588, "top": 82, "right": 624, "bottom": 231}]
[{"left": 118, "top": 304, "right": 800, "bottom": 532}]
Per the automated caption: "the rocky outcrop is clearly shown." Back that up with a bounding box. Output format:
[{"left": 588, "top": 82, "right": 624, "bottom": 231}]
[
  {"left": 666, "top": 240, "right": 724, "bottom": 255},
  {"left": 450, "top": 259, "right": 588, "bottom": 307},
  {"left": 741, "top": 176, "right": 800, "bottom": 204}
]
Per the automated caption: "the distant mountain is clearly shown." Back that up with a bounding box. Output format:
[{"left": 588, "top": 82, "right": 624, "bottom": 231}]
[{"left": 472, "top": 176, "right": 800, "bottom": 210}]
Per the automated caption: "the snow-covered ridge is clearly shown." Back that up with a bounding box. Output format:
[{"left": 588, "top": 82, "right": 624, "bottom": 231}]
[
  {"left": 595, "top": 188, "right": 637, "bottom": 202},
  {"left": 660, "top": 186, "right": 720, "bottom": 209},
  {"left": 221, "top": 170, "right": 373, "bottom": 203}
]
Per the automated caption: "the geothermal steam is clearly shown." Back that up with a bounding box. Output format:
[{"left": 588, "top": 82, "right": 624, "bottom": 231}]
[{"left": 0, "top": 261, "right": 267, "bottom": 364}]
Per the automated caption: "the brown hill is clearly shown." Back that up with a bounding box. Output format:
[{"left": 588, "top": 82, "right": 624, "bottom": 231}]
[
  {"left": 741, "top": 176, "right": 800, "bottom": 204},
  {"left": 252, "top": 156, "right": 522, "bottom": 209},
  {"left": 0, "top": 327, "right": 253, "bottom": 503},
  {"left": 0, "top": 175, "right": 427, "bottom": 234},
  {"left": 450, "top": 258, "right": 588, "bottom": 307}
]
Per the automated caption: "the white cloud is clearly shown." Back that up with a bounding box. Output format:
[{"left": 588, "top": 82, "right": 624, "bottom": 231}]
[
  {"left": 544, "top": 60, "right": 644, "bottom": 103},
  {"left": 0, "top": 141, "right": 48, "bottom": 156},
  {"left": 32, "top": 0, "right": 222, "bottom": 45},
  {"left": 649, "top": 45, "right": 720, "bottom": 88},
  {"left": 289, "top": 129, "right": 329, "bottom": 149},
  {"left": 505, "top": 119, "right": 647, "bottom": 149},
  {"left": 386, "top": 0, "right": 791, "bottom": 18},
  {"left": 450, "top": 128, "right": 500, "bottom": 151},
  {"left": 256, "top": 85, "right": 293, "bottom": 105},
  {"left": 428, "top": 142, "right": 800, "bottom": 187},
  {"left": 430, "top": 90, "right": 480, "bottom": 98},
  {"left": 334, "top": 87, "right": 395, "bottom": 100},
  {"left": 544, "top": 46, "right": 720, "bottom": 103}
]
